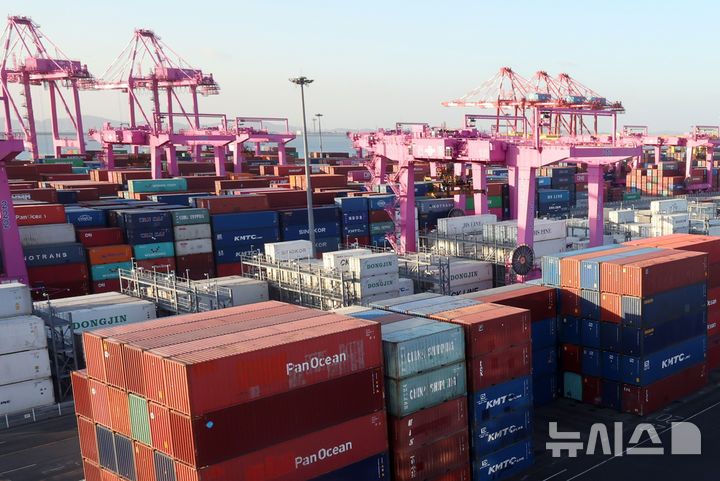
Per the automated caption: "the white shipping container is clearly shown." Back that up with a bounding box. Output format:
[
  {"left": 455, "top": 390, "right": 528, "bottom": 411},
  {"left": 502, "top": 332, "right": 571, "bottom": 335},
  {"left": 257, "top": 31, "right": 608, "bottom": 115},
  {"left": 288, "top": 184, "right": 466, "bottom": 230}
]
[
  {"left": 34, "top": 293, "right": 156, "bottom": 333},
  {"left": 446, "top": 260, "right": 493, "bottom": 287},
  {"left": 533, "top": 238, "right": 567, "bottom": 261},
  {"left": 353, "top": 273, "right": 400, "bottom": 297},
  {"left": 0, "top": 349, "right": 52, "bottom": 385},
  {"left": 0, "top": 282, "right": 32, "bottom": 318},
  {"left": 433, "top": 279, "right": 494, "bottom": 296},
  {"left": 174, "top": 238, "right": 213, "bottom": 256},
  {"left": 652, "top": 213, "right": 689, "bottom": 228},
  {"left": 322, "top": 248, "right": 372, "bottom": 271},
  {"left": 0, "top": 315, "right": 47, "bottom": 355},
  {"left": 398, "top": 277, "right": 414, "bottom": 295},
  {"left": 173, "top": 224, "right": 211, "bottom": 241},
  {"left": 193, "top": 276, "right": 269, "bottom": 306},
  {"left": 608, "top": 209, "right": 635, "bottom": 224},
  {"left": 0, "top": 378, "right": 54, "bottom": 415},
  {"left": 437, "top": 214, "right": 497, "bottom": 236},
  {"left": 359, "top": 290, "right": 401, "bottom": 305},
  {"left": 709, "top": 226, "right": 720, "bottom": 237},
  {"left": 19, "top": 223, "right": 76, "bottom": 246},
  {"left": 347, "top": 253, "right": 399, "bottom": 278},
  {"left": 650, "top": 198, "right": 688, "bottom": 214},
  {"left": 265, "top": 240, "right": 313, "bottom": 262},
  {"left": 484, "top": 219, "right": 566, "bottom": 243}
]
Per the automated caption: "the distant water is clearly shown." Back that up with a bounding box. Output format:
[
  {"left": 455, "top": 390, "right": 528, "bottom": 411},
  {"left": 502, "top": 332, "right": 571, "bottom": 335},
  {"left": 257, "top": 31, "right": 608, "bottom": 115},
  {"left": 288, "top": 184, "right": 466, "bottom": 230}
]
[{"left": 22, "top": 132, "right": 354, "bottom": 160}]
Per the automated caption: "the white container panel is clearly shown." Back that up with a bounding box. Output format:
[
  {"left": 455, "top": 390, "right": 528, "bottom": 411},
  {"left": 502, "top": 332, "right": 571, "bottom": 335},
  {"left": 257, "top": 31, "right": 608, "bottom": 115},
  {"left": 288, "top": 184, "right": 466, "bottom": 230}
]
[
  {"left": 359, "top": 290, "right": 401, "bottom": 305},
  {"left": 265, "top": 240, "right": 313, "bottom": 262},
  {"left": 194, "top": 276, "right": 270, "bottom": 306},
  {"left": 398, "top": 277, "right": 414, "bottom": 295},
  {"left": 0, "top": 349, "right": 52, "bottom": 385},
  {"left": 534, "top": 238, "right": 567, "bottom": 259},
  {"left": 322, "top": 248, "right": 372, "bottom": 271},
  {"left": 174, "top": 238, "right": 213, "bottom": 256},
  {"left": 0, "top": 315, "right": 46, "bottom": 355},
  {"left": 650, "top": 199, "right": 688, "bottom": 214},
  {"left": 447, "top": 260, "right": 493, "bottom": 287},
  {"left": 173, "top": 224, "right": 212, "bottom": 241},
  {"left": 34, "top": 298, "right": 156, "bottom": 334},
  {"left": 353, "top": 273, "right": 400, "bottom": 297},
  {"left": 347, "top": 253, "right": 399, "bottom": 278},
  {"left": 0, "top": 378, "right": 54, "bottom": 415},
  {"left": 0, "top": 283, "right": 32, "bottom": 318},
  {"left": 608, "top": 210, "right": 635, "bottom": 224},
  {"left": 19, "top": 223, "right": 76, "bottom": 246},
  {"left": 437, "top": 214, "right": 497, "bottom": 236}
]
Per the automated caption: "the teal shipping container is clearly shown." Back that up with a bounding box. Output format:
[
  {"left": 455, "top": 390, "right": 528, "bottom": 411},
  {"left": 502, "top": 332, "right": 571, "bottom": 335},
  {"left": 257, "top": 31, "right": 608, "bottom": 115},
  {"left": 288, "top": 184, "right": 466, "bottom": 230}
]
[
  {"left": 385, "top": 361, "right": 467, "bottom": 417},
  {"left": 382, "top": 318, "right": 465, "bottom": 380},
  {"left": 370, "top": 222, "right": 395, "bottom": 236},
  {"left": 128, "top": 178, "right": 188, "bottom": 194},
  {"left": 133, "top": 242, "right": 175, "bottom": 260},
  {"left": 563, "top": 372, "right": 582, "bottom": 401},
  {"left": 171, "top": 208, "right": 210, "bottom": 226},
  {"left": 91, "top": 262, "right": 132, "bottom": 281}
]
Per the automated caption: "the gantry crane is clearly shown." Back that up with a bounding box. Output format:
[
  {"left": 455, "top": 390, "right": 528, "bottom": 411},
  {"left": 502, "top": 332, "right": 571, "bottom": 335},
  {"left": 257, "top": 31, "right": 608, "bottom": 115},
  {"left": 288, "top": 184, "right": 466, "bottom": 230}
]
[{"left": 1, "top": 16, "right": 92, "bottom": 160}]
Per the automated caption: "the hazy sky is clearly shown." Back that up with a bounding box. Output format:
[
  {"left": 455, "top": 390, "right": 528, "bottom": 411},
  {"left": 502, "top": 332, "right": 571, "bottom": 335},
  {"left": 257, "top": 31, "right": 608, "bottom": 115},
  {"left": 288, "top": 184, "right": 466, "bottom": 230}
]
[{"left": 3, "top": 0, "right": 719, "bottom": 134}]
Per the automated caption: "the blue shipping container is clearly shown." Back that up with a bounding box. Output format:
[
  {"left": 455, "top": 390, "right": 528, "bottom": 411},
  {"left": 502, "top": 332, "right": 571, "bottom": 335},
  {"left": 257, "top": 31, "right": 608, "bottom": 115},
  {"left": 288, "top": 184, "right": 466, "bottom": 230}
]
[
  {"left": 579, "top": 248, "right": 662, "bottom": 291},
  {"left": 56, "top": 190, "right": 79, "bottom": 204},
  {"left": 621, "top": 335, "right": 707, "bottom": 386},
  {"left": 334, "top": 196, "right": 368, "bottom": 212},
  {"left": 468, "top": 376, "right": 532, "bottom": 423},
  {"left": 537, "top": 189, "right": 570, "bottom": 203},
  {"left": 532, "top": 346, "right": 557, "bottom": 378},
  {"left": 24, "top": 243, "right": 85, "bottom": 268},
  {"left": 149, "top": 193, "right": 195, "bottom": 205},
  {"left": 541, "top": 245, "right": 620, "bottom": 287},
  {"left": 621, "top": 309, "right": 707, "bottom": 356},
  {"left": 311, "top": 452, "right": 389, "bottom": 481},
  {"left": 536, "top": 177, "right": 552, "bottom": 187},
  {"left": 66, "top": 208, "right": 106, "bottom": 227},
  {"left": 533, "top": 373, "right": 559, "bottom": 407},
  {"left": 213, "top": 227, "right": 280, "bottom": 247},
  {"left": 581, "top": 319, "right": 601, "bottom": 348},
  {"left": 471, "top": 408, "right": 532, "bottom": 457},
  {"left": 214, "top": 246, "right": 260, "bottom": 264},
  {"left": 473, "top": 438, "right": 533, "bottom": 481},
  {"left": 348, "top": 309, "right": 392, "bottom": 320},
  {"left": 582, "top": 348, "right": 602, "bottom": 378},
  {"left": 211, "top": 211, "right": 278, "bottom": 231},
  {"left": 558, "top": 316, "right": 581, "bottom": 345},
  {"left": 602, "top": 379, "right": 622, "bottom": 410},
  {"left": 315, "top": 237, "right": 342, "bottom": 254},
  {"left": 343, "top": 224, "right": 370, "bottom": 237},
  {"left": 125, "top": 227, "right": 174, "bottom": 245},
  {"left": 370, "top": 234, "right": 392, "bottom": 247},
  {"left": 600, "top": 322, "right": 622, "bottom": 351},
  {"left": 280, "top": 207, "right": 339, "bottom": 226},
  {"left": 282, "top": 222, "right": 341, "bottom": 241},
  {"left": 531, "top": 317, "right": 557, "bottom": 350},
  {"left": 119, "top": 210, "right": 172, "bottom": 230},
  {"left": 342, "top": 211, "right": 369, "bottom": 225},
  {"left": 416, "top": 198, "right": 455, "bottom": 215},
  {"left": 368, "top": 195, "right": 395, "bottom": 211},
  {"left": 622, "top": 282, "right": 707, "bottom": 328},
  {"left": 602, "top": 351, "right": 621, "bottom": 381},
  {"left": 537, "top": 201, "right": 571, "bottom": 215}
]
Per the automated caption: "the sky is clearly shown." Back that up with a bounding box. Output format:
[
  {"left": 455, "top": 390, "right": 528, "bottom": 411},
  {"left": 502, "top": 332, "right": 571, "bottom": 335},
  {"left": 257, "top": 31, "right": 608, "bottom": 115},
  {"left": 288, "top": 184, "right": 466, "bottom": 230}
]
[{"left": 3, "top": 0, "right": 720, "bottom": 134}]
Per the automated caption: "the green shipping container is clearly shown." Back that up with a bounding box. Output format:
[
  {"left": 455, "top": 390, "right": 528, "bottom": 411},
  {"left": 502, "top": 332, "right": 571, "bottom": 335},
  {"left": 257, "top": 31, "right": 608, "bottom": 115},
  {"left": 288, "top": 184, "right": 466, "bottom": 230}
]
[
  {"left": 385, "top": 361, "right": 467, "bottom": 417},
  {"left": 90, "top": 262, "right": 132, "bottom": 281},
  {"left": 128, "top": 394, "right": 151, "bottom": 445},
  {"left": 465, "top": 197, "right": 474, "bottom": 211},
  {"left": 171, "top": 208, "right": 210, "bottom": 226},
  {"left": 133, "top": 242, "right": 175, "bottom": 260},
  {"left": 382, "top": 318, "right": 465, "bottom": 380},
  {"left": 623, "top": 192, "right": 641, "bottom": 201},
  {"left": 42, "top": 157, "right": 85, "bottom": 167},
  {"left": 563, "top": 371, "right": 582, "bottom": 401},
  {"left": 370, "top": 221, "right": 395, "bottom": 235},
  {"left": 128, "top": 178, "right": 188, "bottom": 194},
  {"left": 488, "top": 196, "right": 502, "bottom": 209}
]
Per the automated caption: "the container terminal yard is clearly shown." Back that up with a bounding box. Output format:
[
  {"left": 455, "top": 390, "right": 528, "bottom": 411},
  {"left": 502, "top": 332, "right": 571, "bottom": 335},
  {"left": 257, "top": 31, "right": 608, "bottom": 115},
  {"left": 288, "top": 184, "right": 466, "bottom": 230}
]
[{"left": 2, "top": 4, "right": 720, "bottom": 481}]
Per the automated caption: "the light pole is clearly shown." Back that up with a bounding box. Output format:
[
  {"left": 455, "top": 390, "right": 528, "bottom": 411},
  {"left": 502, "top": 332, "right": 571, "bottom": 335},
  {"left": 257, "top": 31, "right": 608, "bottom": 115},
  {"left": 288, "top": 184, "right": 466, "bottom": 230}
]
[
  {"left": 315, "top": 113, "right": 324, "bottom": 157},
  {"left": 312, "top": 117, "right": 317, "bottom": 133},
  {"left": 289, "top": 76, "right": 316, "bottom": 255}
]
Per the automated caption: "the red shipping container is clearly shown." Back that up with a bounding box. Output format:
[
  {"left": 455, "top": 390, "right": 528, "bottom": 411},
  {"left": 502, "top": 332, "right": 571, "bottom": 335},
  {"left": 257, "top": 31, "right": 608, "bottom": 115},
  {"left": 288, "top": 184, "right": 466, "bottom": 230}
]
[
  {"left": 373, "top": 312, "right": 414, "bottom": 325},
  {"left": 708, "top": 310, "right": 720, "bottom": 338},
  {"left": 100, "top": 469, "right": 122, "bottom": 481},
  {"left": 707, "top": 334, "right": 720, "bottom": 371},
  {"left": 708, "top": 287, "right": 720, "bottom": 314},
  {"left": 77, "top": 415, "right": 99, "bottom": 464},
  {"left": 27, "top": 263, "right": 88, "bottom": 284},
  {"left": 625, "top": 234, "right": 720, "bottom": 264},
  {"left": 620, "top": 251, "right": 708, "bottom": 297},
  {"left": 134, "top": 256, "right": 176, "bottom": 272},
  {"left": 77, "top": 227, "right": 125, "bottom": 247},
  {"left": 75, "top": 187, "right": 102, "bottom": 201},
  {"left": 176, "top": 253, "right": 215, "bottom": 280},
  {"left": 600, "top": 292, "right": 622, "bottom": 324},
  {"left": 108, "top": 386, "right": 132, "bottom": 437},
  {"left": 622, "top": 362, "right": 707, "bottom": 416},
  {"left": 10, "top": 188, "right": 58, "bottom": 203},
  {"left": 161, "top": 318, "right": 382, "bottom": 416},
  {"left": 196, "top": 194, "right": 270, "bottom": 214},
  {"left": 469, "top": 285, "right": 556, "bottom": 323},
  {"left": 432, "top": 464, "right": 472, "bottom": 481},
  {"left": 369, "top": 210, "right": 392, "bottom": 223},
  {"left": 582, "top": 375, "right": 602, "bottom": 406},
  {"left": 89, "top": 379, "right": 111, "bottom": 428},
  {"left": 216, "top": 262, "right": 243, "bottom": 277},
  {"left": 710, "top": 262, "right": 720, "bottom": 289},
  {"left": 263, "top": 189, "right": 308, "bottom": 208},
  {"left": 467, "top": 343, "right": 532, "bottom": 391},
  {"left": 215, "top": 179, "right": 270, "bottom": 194},
  {"left": 71, "top": 370, "right": 93, "bottom": 419},
  {"left": 148, "top": 401, "right": 174, "bottom": 456},
  {"left": 560, "top": 246, "right": 641, "bottom": 288},
  {"left": 344, "top": 235, "right": 370, "bottom": 246},
  {"left": 170, "top": 368, "right": 385, "bottom": 467},
  {"left": 392, "top": 429, "right": 470, "bottom": 481},
  {"left": 599, "top": 250, "right": 678, "bottom": 295},
  {"left": 561, "top": 344, "right": 582, "bottom": 373},
  {"left": 559, "top": 288, "right": 581, "bottom": 317},
  {"left": 87, "top": 245, "right": 133, "bottom": 265},
  {"left": 83, "top": 459, "right": 102, "bottom": 481},
  {"left": 289, "top": 174, "right": 346, "bottom": 189},
  {"left": 14, "top": 203, "right": 66, "bottom": 225},
  {"left": 93, "top": 279, "right": 121, "bottom": 294},
  {"left": 430, "top": 304, "right": 531, "bottom": 358},
  {"left": 133, "top": 441, "right": 155, "bottom": 481},
  {"left": 389, "top": 397, "right": 467, "bottom": 452},
  {"left": 172, "top": 411, "right": 388, "bottom": 481}
]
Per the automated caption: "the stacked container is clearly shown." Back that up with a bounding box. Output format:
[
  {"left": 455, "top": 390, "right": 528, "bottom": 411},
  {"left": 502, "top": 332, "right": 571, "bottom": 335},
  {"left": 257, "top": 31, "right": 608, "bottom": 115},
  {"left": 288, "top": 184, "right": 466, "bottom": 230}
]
[
  {"left": 212, "top": 210, "right": 280, "bottom": 274},
  {"left": 335, "top": 197, "right": 370, "bottom": 246},
  {"left": 74, "top": 302, "right": 389, "bottom": 481},
  {"left": 431, "top": 259, "right": 493, "bottom": 296},
  {"left": 280, "top": 206, "right": 342, "bottom": 257},
  {"left": 0, "top": 283, "right": 55, "bottom": 415},
  {"left": 76, "top": 226, "right": 127, "bottom": 293},
  {"left": 18, "top": 203, "right": 90, "bottom": 299},
  {"left": 368, "top": 196, "right": 396, "bottom": 247},
  {"left": 348, "top": 252, "right": 400, "bottom": 304},
  {"left": 119, "top": 209, "right": 175, "bottom": 283},
  {"left": 171, "top": 208, "right": 214, "bottom": 280}
]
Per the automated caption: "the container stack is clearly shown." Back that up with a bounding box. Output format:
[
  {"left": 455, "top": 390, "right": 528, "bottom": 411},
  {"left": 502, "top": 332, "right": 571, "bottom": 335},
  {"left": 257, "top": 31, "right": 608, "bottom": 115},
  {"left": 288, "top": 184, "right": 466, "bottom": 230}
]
[
  {"left": 119, "top": 209, "right": 175, "bottom": 283},
  {"left": 0, "top": 283, "right": 55, "bottom": 416},
  {"left": 73, "top": 302, "right": 389, "bottom": 481},
  {"left": 481, "top": 219, "right": 566, "bottom": 267},
  {"left": 430, "top": 259, "right": 493, "bottom": 296},
  {"left": 348, "top": 252, "right": 400, "bottom": 304},
  {"left": 18, "top": 203, "right": 90, "bottom": 300},
  {"left": 281, "top": 206, "right": 342, "bottom": 256},
  {"left": 212, "top": 210, "right": 280, "bottom": 274},
  {"left": 460, "top": 285, "right": 558, "bottom": 406},
  {"left": 336, "top": 197, "right": 370, "bottom": 246},
  {"left": 416, "top": 198, "right": 455, "bottom": 231},
  {"left": 382, "top": 317, "right": 471, "bottom": 480},
  {"left": 76, "top": 226, "right": 127, "bottom": 293},
  {"left": 172, "top": 208, "right": 214, "bottom": 280},
  {"left": 368, "top": 195, "right": 395, "bottom": 247}
]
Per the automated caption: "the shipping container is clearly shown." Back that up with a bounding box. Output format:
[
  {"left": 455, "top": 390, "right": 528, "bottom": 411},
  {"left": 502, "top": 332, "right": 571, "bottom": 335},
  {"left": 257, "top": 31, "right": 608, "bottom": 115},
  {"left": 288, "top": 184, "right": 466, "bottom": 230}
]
[
  {"left": 392, "top": 430, "right": 470, "bottom": 480},
  {"left": 558, "top": 316, "right": 581, "bottom": 345},
  {"left": 621, "top": 335, "right": 707, "bottom": 386},
  {"left": 77, "top": 227, "right": 125, "bottom": 247},
  {"left": 579, "top": 248, "right": 663, "bottom": 291},
  {"left": 563, "top": 371, "right": 582, "bottom": 400},
  {"left": 468, "top": 376, "right": 532, "bottom": 423},
  {"left": 114, "top": 433, "right": 137, "bottom": 481},
  {"left": 309, "top": 452, "right": 389, "bottom": 481},
  {"left": 467, "top": 343, "right": 532, "bottom": 391},
  {"left": 129, "top": 394, "right": 152, "bottom": 445},
  {"left": 96, "top": 424, "right": 117, "bottom": 473},
  {"left": 174, "top": 239, "right": 213, "bottom": 256},
  {"left": 464, "top": 285, "right": 556, "bottom": 323},
  {"left": 0, "top": 349, "right": 51, "bottom": 384},
  {"left": 132, "top": 441, "right": 154, "bottom": 481},
  {"left": 582, "top": 375, "right": 603, "bottom": 406},
  {"left": 0, "top": 314, "right": 46, "bottom": 354},
  {"left": 542, "top": 245, "right": 619, "bottom": 287},
  {"left": 561, "top": 343, "right": 582, "bottom": 373},
  {"left": 532, "top": 345, "right": 557, "bottom": 378},
  {"left": 472, "top": 438, "right": 533, "bottom": 481},
  {"left": 581, "top": 319, "right": 601, "bottom": 348},
  {"left": 15, "top": 204, "right": 66, "bottom": 225},
  {"left": 24, "top": 242, "right": 86, "bottom": 267},
  {"left": 133, "top": 242, "right": 175, "bottom": 260},
  {"left": 533, "top": 373, "right": 559, "bottom": 406},
  {"left": 471, "top": 408, "right": 532, "bottom": 456},
  {"left": 173, "top": 224, "right": 211, "bottom": 241},
  {"left": 582, "top": 348, "right": 602, "bottom": 378},
  {"left": 87, "top": 245, "right": 133, "bottom": 265},
  {"left": 621, "top": 309, "right": 706, "bottom": 356},
  {"left": 171, "top": 208, "right": 210, "bottom": 226},
  {"left": 19, "top": 223, "right": 76, "bottom": 246},
  {"left": 77, "top": 415, "right": 99, "bottom": 463},
  {"left": 386, "top": 361, "right": 467, "bottom": 417},
  {"left": 622, "top": 282, "right": 707, "bottom": 328},
  {"left": 388, "top": 397, "right": 467, "bottom": 451},
  {"left": 622, "top": 362, "right": 707, "bottom": 415}
]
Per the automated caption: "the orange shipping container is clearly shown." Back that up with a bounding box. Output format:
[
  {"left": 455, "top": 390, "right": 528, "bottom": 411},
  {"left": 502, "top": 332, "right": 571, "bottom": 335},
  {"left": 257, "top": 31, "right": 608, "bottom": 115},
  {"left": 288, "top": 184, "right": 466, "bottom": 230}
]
[
  {"left": 87, "top": 245, "right": 133, "bottom": 265},
  {"left": 14, "top": 203, "right": 66, "bottom": 225}
]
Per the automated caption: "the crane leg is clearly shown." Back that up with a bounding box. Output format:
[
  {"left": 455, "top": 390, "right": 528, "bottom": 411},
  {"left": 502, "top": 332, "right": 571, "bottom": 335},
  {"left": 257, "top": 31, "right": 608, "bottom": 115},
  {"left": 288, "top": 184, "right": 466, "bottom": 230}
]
[
  {"left": 151, "top": 146, "right": 162, "bottom": 179},
  {"left": 471, "top": 163, "right": 488, "bottom": 215},
  {"left": 516, "top": 165, "right": 536, "bottom": 249},
  {"left": 165, "top": 145, "right": 178, "bottom": 176},
  {"left": 588, "top": 164, "right": 604, "bottom": 247},
  {"left": 215, "top": 146, "right": 226, "bottom": 176}
]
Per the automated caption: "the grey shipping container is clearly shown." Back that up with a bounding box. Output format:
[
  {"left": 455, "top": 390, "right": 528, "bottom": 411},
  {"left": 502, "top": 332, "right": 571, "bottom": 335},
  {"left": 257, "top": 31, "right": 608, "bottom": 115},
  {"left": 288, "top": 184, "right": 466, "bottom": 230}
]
[
  {"left": 385, "top": 361, "right": 467, "bottom": 417},
  {"left": 96, "top": 424, "right": 117, "bottom": 473},
  {"left": 114, "top": 433, "right": 136, "bottom": 481}
]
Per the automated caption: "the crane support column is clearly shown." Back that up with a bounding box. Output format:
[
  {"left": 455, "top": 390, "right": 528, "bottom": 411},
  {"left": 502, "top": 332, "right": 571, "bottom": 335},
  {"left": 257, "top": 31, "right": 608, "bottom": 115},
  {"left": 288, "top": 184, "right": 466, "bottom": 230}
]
[
  {"left": 516, "top": 165, "right": 536, "bottom": 249},
  {"left": 150, "top": 146, "right": 163, "bottom": 179},
  {"left": 48, "top": 81, "right": 62, "bottom": 157},
  {"left": 706, "top": 148, "right": 714, "bottom": 189},
  {"left": 508, "top": 166, "right": 518, "bottom": 219},
  {"left": 397, "top": 160, "right": 416, "bottom": 253},
  {"left": 588, "top": 164, "right": 604, "bottom": 247},
  {"left": 471, "top": 163, "right": 488, "bottom": 215},
  {"left": 214, "top": 145, "right": 226, "bottom": 176},
  {"left": 654, "top": 145, "right": 661, "bottom": 164},
  {"left": 165, "top": 145, "right": 178, "bottom": 176},
  {"left": 372, "top": 155, "right": 387, "bottom": 185},
  {"left": 453, "top": 162, "right": 467, "bottom": 212},
  {"left": 105, "top": 144, "right": 115, "bottom": 170},
  {"left": 233, "top": 143, "right": 245, "bottom": 173},
  {"left": 278, "top": 142, "right": 288, "bottom": 166},
  {"left": 72, "top": 79, "right": 86, "bottom": 154},
  {"left": 255, "top": 142, "right": 262, "bottom": 156},
  {"left": 0, "top": 140, "right": 28, "bottom": 284},
  {"left": 686, "top": 146, "right": 694, "bottom": 179}
]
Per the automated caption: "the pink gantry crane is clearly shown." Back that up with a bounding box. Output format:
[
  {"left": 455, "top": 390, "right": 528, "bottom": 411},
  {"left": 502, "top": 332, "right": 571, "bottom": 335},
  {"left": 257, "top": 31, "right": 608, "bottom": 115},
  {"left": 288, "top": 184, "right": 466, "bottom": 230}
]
[
  {"left": 0, "top": 136, "right": 28, "bottom": 283},
  {"left": 0, "top": 16, "right": 92, "bottom": 160},
  {"left": 230, "top": 117, "right": 296, "bottom": 173}
]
